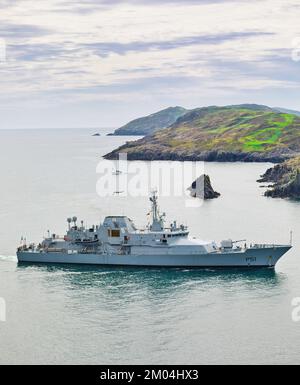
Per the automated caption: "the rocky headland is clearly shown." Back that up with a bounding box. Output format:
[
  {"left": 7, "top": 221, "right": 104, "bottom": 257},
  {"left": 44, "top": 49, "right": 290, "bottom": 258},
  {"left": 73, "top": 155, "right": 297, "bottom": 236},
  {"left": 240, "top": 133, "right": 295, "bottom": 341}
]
[
  {"left": 105, "top": 105, "right": 300, "bottom": 164},
  {"left": 104, "top": 104, "right": 300, "bottom": 199},
  {"left": 109, "top": 106, "right": 187, "bottom": 136},
  {"left": 258, "top": 156, "right": 300, "bottom": 199}
]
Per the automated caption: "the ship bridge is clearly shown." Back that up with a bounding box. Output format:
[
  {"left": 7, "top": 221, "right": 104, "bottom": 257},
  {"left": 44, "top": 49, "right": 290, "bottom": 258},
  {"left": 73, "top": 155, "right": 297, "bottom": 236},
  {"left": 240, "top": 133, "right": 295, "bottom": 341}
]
[{"left": 98, "top": 216, "right": 137, "bottom": 245}]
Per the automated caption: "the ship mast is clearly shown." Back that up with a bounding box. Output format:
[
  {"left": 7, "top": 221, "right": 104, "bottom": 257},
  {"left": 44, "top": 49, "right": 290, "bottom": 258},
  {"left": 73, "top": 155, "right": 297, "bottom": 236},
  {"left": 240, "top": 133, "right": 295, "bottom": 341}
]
[
  {"left": 149, "top": 190, "right": 165, "bottom": 231},
  {"left": 150, "top": 190, "right": 158, "bottom": 223}
]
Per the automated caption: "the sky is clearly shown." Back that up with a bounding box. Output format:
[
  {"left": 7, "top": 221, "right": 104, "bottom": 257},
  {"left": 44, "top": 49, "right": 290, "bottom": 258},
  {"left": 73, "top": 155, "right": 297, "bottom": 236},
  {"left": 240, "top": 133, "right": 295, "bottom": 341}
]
[{"left": 0, "top": 0, "right": 300, "bottom": 129}]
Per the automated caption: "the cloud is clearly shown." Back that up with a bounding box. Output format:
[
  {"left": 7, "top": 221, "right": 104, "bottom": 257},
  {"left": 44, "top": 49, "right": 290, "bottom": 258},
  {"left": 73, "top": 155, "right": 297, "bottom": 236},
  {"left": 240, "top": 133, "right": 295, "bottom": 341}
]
[
  {"left": 9, "top": 43, "right": 78, "bottom": 61},
  {"left": 1, "top": 0, "right": 300, "bottom": 128},
  {"left": 83, "top": 32, "right": 273, "bottom": 57},
  {"left": 55, "top": 0, "right": 247, "bottom": 12},
  {"left": 0, "top": 23, "right": 52, "bottom": 39}
]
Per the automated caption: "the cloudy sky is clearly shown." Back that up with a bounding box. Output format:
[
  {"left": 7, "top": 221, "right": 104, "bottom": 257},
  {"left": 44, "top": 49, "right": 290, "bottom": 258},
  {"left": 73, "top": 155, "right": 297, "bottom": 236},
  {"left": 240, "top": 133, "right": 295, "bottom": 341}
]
[{"left": 0, "top": 0, "right": 300, "bottom": 129}]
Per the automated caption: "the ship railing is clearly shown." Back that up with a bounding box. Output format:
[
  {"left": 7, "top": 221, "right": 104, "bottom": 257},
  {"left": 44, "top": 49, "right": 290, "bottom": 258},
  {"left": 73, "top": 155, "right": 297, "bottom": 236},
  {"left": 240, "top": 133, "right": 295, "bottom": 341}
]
[
  {"left": 18, "top": 243, "right": 36, "bottom": 252},
  {"left": 81, "top": 249, "right": 97, "bottom": 254},
  {"left": 46, "top": 248, "right": 67, "bottom": 253},
  {"left": 44, "top": 235, "right": 65, "bottom": 241},
  {"left": 250, "top": 244, "right": 281, "bottom": 249}
]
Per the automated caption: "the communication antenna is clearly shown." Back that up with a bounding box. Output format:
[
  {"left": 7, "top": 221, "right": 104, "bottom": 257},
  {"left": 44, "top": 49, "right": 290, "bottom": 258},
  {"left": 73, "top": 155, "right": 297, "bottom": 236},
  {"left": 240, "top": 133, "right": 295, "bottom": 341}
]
[
  {"left": 67, "top": 218, "right": 72, "bottom": 230},
  {"left": 72, "top": 216, "right": 77, "bottom": 226},
  {"left": 290, "top": 230, "right": 293, "bottom": 246},
  {"left": 149, "top": 189, "right": 159, "bottom": 223}
]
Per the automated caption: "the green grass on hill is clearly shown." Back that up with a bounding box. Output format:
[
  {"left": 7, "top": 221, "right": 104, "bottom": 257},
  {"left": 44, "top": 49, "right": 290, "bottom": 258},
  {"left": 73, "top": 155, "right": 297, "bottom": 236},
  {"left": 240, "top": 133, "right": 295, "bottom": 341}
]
[{"left": 241, "top": 114, "right": 295, "bottom": 152}]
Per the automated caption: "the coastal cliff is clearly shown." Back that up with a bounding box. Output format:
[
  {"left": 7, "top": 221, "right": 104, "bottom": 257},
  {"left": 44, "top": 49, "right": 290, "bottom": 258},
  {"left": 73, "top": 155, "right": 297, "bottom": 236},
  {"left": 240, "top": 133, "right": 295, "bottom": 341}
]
[{"left": 258, "top": 157, "right": 300, "bottom": 199}]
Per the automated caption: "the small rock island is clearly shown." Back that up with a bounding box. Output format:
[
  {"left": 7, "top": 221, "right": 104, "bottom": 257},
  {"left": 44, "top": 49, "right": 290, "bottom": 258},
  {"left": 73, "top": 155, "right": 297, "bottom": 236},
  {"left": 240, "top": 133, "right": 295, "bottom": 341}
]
[{"left": 188, "top": 174, "right": 221, "bottom": 200}]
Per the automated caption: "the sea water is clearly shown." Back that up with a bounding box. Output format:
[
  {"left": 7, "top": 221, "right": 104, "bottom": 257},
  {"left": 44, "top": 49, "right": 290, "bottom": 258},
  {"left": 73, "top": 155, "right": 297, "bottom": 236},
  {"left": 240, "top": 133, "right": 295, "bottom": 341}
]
[{"left": 0, "top": 128, "right": 299, "bottom": 364}]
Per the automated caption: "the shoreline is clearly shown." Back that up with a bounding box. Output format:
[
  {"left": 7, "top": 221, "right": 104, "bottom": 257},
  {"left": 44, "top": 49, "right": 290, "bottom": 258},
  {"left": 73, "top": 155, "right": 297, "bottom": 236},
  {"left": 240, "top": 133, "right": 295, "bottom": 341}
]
[
  {"left": 103, "top": 146, "right": 300, "bottom": 199},
  {"left": 104, "top": 149, "right": 291, "bottom": 164}
]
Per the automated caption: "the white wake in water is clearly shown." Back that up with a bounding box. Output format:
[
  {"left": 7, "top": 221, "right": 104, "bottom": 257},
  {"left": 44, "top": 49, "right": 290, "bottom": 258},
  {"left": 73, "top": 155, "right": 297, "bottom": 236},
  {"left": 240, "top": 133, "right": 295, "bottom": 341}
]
[{"left": 0, "top": 255, "right": 18, "bottom": 262}]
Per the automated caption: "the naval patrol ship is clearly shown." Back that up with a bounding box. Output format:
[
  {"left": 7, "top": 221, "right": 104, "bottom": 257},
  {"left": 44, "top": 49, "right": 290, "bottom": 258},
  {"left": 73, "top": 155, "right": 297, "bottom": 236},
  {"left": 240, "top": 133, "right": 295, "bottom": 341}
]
[{"left": 17, "top": 192, "right": 291, "bottom": 268}]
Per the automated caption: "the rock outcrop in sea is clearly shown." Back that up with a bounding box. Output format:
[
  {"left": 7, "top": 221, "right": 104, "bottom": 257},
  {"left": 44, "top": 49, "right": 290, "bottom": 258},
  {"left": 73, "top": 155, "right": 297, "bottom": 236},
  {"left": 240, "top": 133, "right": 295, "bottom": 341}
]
[
  {"left": 188, "top": 174, "right": 221, "bottom": 200},
  {"left": 258, "top": 156, "right": 300, "bottom": 198}
]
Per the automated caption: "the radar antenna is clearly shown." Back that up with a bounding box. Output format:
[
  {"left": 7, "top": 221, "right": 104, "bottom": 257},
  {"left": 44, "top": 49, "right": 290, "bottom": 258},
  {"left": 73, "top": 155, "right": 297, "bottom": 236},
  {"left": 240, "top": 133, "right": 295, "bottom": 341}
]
[
  {"left": 149, "top": 189, "right": 158, "bottom": 222},
  {"left": 149, "top": 190, "right": 164, "bottom": 231}
]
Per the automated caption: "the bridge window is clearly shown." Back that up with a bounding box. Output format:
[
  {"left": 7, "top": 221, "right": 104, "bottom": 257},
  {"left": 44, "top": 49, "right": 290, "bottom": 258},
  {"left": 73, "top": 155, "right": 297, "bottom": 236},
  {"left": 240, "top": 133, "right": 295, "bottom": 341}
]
[{"left": 108, "top": 229, "right": 120, "bottom": 237}]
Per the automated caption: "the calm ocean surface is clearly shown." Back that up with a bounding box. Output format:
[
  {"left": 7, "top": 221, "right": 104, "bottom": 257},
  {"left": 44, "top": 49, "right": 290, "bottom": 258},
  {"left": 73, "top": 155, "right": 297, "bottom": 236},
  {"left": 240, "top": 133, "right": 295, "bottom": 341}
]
[{"left": 0, "top": 128, "right": 300, "bottom": 365}]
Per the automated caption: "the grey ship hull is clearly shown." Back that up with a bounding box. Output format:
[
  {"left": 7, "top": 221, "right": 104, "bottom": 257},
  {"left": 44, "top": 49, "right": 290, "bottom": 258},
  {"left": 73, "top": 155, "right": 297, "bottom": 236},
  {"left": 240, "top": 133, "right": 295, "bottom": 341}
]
[{"left": 17, "top": 245, "right": 291, "bottom": 268}]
